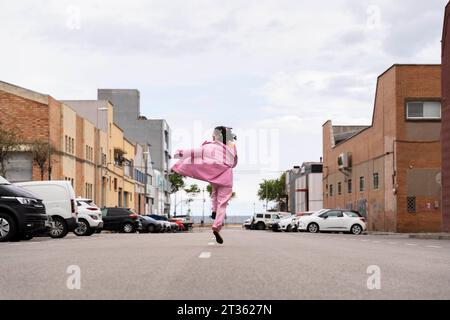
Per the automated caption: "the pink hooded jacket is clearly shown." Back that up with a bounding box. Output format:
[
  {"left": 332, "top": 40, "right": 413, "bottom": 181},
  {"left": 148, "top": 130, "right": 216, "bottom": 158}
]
[{"left": 171, "top": 141, "right": 238, "bottom": 188}]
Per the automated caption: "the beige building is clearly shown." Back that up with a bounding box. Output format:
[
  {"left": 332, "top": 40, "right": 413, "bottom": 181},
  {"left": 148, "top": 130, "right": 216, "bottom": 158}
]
[{"left": 0, "top": 81, "right": 140, "bottom": 210}]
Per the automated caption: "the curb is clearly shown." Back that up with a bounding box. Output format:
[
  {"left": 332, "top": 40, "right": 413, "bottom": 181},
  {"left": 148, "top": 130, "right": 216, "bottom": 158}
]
[{"left": 409, "top": 234, "right": 450, "bottom": 240}]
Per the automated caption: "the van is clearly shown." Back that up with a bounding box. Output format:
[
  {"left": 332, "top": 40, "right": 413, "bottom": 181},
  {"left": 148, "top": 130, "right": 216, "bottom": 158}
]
[
  {"left": 15, "top": 181, "right": 78, "bottom": 238},
  {"left": 0, "top": 176, "right": 51, "bottom": 241}
]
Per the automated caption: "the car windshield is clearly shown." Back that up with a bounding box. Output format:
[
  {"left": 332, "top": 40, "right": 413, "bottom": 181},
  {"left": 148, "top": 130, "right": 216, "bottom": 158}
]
[{"left": 313, "top": 209, "right": 328, "bottom": 216}]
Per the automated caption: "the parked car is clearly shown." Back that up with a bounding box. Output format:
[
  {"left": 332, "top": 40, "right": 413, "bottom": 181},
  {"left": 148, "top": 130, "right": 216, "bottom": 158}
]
[
  {"left": 171, "top": 215, "right": 193, "bottom": 230},
  {"left": 248, "top": 212, "right": 282, "bottom": 230},
  {"left": 243, "top": 218, "right": 252, "bottom": 229},
  {"left": 74, "top": 198, "right": 103, "bottom": 236},
  {"left": 276, "top": 215, "right": 297, "bottom": 232},
  {"left": 297, "top": 209, "right": 367, "bottom": 235},
  {"left": 101, "top": 208, "right": 142, "bottom": 233},
  {"left": 139, "top": 215, "right": 163, "bottom": 233},
  {"left": 0, "top": 176, "right": 51, "bottom": 242},
  {"left": 170, "top": 218, "right": 186, "bottom": 231},
  {"left": 149, "top": 214, "right": 175, "bottom": 232},
  {"left": 15, "top": 180, "right": 78, "bottom": 238},
  {"left": 294, "top": 211, "right": 315, "bottom": 231}
]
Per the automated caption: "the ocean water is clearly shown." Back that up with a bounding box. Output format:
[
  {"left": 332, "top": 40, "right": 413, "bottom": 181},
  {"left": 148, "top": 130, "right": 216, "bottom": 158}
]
[{"left": 189, "top": 215, "right": 252, "bottom": 224}]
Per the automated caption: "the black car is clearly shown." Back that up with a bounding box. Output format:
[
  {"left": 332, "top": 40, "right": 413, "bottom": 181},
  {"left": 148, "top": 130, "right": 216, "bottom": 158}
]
[
  {"left": 100, "top": 208, "right": 142, "bottom": 233},
  {"left": 0, "top": 176, "right": 50, "bottom": 241},
  {"left": 139, "top": 215, "right": 162, "bottom": 233}
]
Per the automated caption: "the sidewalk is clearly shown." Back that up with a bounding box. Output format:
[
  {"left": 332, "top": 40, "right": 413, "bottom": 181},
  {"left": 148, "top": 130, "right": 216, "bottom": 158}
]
[{"left": 364, "top": 231, "right": 450, "bottom": 240}]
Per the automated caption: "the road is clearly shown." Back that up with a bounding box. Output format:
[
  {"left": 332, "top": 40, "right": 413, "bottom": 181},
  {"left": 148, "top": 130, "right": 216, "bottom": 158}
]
[{"left": 1, "top": 228, "right": 450, "bottom": 300}]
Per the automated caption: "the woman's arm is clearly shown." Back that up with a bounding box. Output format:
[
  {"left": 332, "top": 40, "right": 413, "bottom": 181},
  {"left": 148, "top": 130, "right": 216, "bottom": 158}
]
[{"left": 174, "top": 147, "right": 203, "bottom": 163}]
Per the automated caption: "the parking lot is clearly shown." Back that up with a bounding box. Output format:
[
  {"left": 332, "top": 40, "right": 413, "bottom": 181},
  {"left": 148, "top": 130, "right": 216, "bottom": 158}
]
[{"left": 1, "top": 228, "right": 450, "bottom": 300}]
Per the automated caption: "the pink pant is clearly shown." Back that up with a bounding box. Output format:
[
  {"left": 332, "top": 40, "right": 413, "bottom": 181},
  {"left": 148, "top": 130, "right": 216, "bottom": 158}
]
[{"left": 211, "top": 184, "right": 233, "bottom": 231}]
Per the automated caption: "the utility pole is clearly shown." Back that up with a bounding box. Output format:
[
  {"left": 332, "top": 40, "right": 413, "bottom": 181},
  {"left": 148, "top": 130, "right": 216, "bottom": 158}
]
[{"left": 201, "top": 188, "right": 205, "bottom": 226}]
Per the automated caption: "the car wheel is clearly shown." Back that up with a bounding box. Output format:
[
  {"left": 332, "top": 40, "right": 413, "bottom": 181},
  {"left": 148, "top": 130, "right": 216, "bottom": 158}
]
[
  {"left": 49, "top": 217, "right": 69, "bottom": 238},
  {"left": 123, "top": 223, "right": 135, "bottom": 233},
  {"left": 148, "top": 224, "right": 156, "bottom": 233},
  {"left": 256, "top": 222, "right": 265, "bottom": 230},
  {"left": 350, "top": 224, "right": 363, "bottom": 235},
  {"left": 307, "top": 223, "right": 319, "bottom": 233},
  {"left": 286, "top": 225, "right": 292, "bottom": 232},
  {"left": 0, "top": 214, "right": 17, "bottom": 242},
  {"left": 292, "top": 225, "right": 298, "bottom": 232},
  {"left": 21, "top": 233, "right": 33, "bottom": 241},
  {"left": 74, "top": 219, "right": 91, "bottom": 236}
]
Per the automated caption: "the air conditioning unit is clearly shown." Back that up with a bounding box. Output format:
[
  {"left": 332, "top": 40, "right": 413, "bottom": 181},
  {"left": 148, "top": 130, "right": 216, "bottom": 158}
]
[{"left": 338, "top": 153, "right": 351, "bottom": 169}]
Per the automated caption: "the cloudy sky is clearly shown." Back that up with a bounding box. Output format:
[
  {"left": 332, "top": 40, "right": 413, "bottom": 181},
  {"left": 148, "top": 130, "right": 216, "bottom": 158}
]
[{"left": 0, "top": 0, "right": 447, "bottom": 215}]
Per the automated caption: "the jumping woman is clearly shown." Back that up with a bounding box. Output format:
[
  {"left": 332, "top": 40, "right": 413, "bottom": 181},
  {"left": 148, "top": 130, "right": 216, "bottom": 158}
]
[{"left": 171, "top": 126, "right": 238, "bottom": 244}]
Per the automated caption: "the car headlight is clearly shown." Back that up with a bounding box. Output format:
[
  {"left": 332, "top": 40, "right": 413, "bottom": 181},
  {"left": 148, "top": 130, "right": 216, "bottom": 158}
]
[{"left": 15, "top": 197, "right": 35, "bottom": 205}]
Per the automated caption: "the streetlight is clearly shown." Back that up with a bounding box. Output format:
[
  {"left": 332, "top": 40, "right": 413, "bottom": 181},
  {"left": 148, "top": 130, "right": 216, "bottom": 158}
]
[
  {"left": 201, "top": 188, "right": 205, "bottom": 226},
  {"left": 96, "top": 107, "right": 108, "bottom": 207},
  {"left": 143, "top": 149, "right": 150, "bottom": 215}
]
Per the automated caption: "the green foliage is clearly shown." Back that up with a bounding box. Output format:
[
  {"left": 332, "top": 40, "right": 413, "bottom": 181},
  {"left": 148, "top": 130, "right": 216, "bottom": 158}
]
[
  {"left": 206, "top": 184, "right": 236, "bottom": 199},
  {"left": 257, "top": 172, "right": 286, "bottom": 203},
  {"left": 169, "top": 172, "right": 185, "bottom": 193}
]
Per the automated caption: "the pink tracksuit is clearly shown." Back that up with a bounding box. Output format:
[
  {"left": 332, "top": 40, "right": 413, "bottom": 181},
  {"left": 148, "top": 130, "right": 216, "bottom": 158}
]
[{"left": 171, "top": 140, "right": 238, "bottom": 231}]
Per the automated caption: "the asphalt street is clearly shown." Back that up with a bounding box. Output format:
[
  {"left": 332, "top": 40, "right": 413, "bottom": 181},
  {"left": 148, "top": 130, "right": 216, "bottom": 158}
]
[{"left": 1, "top": 228, "right": 450, "bottom": 300}]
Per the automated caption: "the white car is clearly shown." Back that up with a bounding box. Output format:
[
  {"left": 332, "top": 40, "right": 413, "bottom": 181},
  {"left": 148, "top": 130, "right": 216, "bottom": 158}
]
[
  {"left": 243, "top": 218, "right": 252, "bottom": 229},
  {"left": 278, "top": 215, "right": 297, "bottom": 232},
  {"left": 249, "top": 212, "right": 282, "bottom": 230},
  {"left": 74, "top": 198, "right": 103, "bottom": 236},
  {"left": 298, "top": 209, "right": 367, "bottom": 235}
]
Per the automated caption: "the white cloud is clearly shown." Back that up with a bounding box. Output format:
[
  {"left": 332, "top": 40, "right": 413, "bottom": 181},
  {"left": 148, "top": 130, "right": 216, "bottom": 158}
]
[{"left": 0, "top": 0, "right": 447, "bottom": 215}]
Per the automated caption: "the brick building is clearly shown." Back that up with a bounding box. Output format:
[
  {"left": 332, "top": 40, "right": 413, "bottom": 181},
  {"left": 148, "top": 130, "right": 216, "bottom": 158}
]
[
  {"left": 0, "top": 81, "right": 138, "bottom": 210},
  {"left": 441, "top": 2, "right": 450, "bottom": 233},
  {"left": 323, "top": 65, "right": 445, "bottom": 233}
]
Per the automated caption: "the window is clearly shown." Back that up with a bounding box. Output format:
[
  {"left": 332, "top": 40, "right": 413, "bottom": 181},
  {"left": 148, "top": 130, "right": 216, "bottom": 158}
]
[
  {"left": 338, "top": 182, "right": 342, "bottom": 195},
  {"left": 373, "top": 173, "right": 379, "bottom": 189},
  {"left": 320, "top": 210, "right": 343, "bottom": 218},
  {"left": 407, "top": 196, "right": 416, "bottom": 213},
  {"left": 345, "top": 211, "right": 362, "bottom": 218},
  {"left": 348, "top": 179, "right": 352, "bottom": 194},
  {"left": 406, "top": 101, "right": 441, "bottom": 120},
  {"left": 256, "top": 214, "right": 263, "bottom": 218},
  {"left": 65, "top": 135, "right": 69, "bottom": 152},
  {"left": 264, "top": 214, "right": 271, "bottom": 219},
  {"left": 329, "top": 184, "right": 333, "bottom": 197},
  {"left": 359, "top": 177, "right": 365, "bottom": 192}
]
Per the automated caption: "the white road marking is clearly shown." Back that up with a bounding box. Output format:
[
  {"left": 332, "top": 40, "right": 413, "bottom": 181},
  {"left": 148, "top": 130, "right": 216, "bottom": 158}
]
[
  {"left": 7, "top": 243, "right": 20, "bottom": 246},
  {"left": 426, "top": 245, "right": 442, "bottom": 249},
  {"left": 388, "top": 242, "right": 397, "bottom": 245},
  {"left": 361, "top": 239, "right": 369, "bottom": 242},
  {"left": 406, "top": 243, "right": 418, "bottom": 246},
  {"left": 199, "top": 252, "right": 211, "bottom": 259},
  {"left": 372, "top": 241, "right": 381, "bottom": 243},
  {"left": 208, "top": 242, "right": 215, "bottom": 246}
]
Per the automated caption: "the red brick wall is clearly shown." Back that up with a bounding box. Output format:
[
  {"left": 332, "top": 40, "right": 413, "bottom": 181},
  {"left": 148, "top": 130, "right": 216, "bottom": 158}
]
[
  {"left": 323, "top": 65, "right": 442, "bottom": 233},
  {"left": 0, "top": 90, "right": 53, "bottom": 180},
  {"left": 442, "top": 3, "right": 450, "bottom": 232}
]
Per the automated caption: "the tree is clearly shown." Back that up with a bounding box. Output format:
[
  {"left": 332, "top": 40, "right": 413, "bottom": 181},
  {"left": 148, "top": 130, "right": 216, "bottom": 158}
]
[
  {"left": 184, "top": 184, "right": 201, "bottom": 215},
  {"left": 206, "top": 184, "right": 236, "bottom": 199},
  {"left": 0, "top": 123, "right": 21, "bottom": 177},
  {"left": 169, "top": 171, "right": 185, "bottom": 193},
  {"left": 29, "top": 140, "right": 55, "bottom": 180},
  {"left": 257, "top": 173, "right": 287, "bottom": 211}
]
